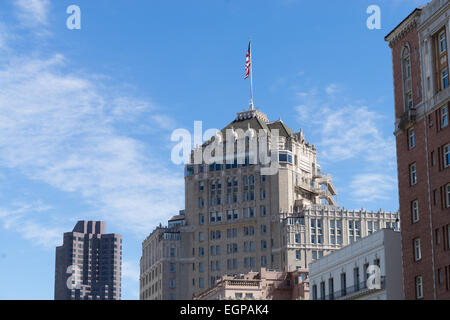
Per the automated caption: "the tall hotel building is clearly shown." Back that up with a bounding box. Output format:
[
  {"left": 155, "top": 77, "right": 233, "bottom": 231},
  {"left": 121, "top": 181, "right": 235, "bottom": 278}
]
[
  {"left": 385, "top": 0, "right": 450, "bottom": 300},
  {"left": 140, "top": 108, "right": 398, "bottom": 300},
  {"left": 54, "top": 221, "right": 122, "bottom": 300}
]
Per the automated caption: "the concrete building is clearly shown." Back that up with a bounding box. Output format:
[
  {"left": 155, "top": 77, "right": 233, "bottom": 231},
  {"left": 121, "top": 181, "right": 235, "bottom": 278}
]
[
  {"left": 54, "top": 221, "right": 122, "bottom": 300},
  {"left": 193, "top": 268, "right": 309, "bottom": 300},
  {"left": 140, "top": 211, "right": 193, "bottom": 300},
  {"left": 182, "top": 108, "right": 399, "bottom": 298},
  {"left": 140, "top": 108, "right": 399, "bottom": 300},
  {"left": 385, "top": 0, "right": 450, "bottom": 300},
  {"left": 309, "top": 229, "right": 404, "bottom": 300}
]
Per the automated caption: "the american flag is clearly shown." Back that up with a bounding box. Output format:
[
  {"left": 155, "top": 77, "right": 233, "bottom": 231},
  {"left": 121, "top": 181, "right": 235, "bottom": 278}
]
[{"left": 244, "top": 42, "right": 251, "bottom": 79}]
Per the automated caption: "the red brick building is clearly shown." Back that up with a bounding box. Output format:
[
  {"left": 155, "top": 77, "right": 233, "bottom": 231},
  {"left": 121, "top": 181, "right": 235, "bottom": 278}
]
[{"left": 386, "top": 1, "right": 450, "bottom": 300}]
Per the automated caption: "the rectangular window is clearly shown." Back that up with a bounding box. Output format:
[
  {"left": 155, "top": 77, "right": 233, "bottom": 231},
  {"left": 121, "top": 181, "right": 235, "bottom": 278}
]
[
  {"left": 440, "top": 31, "right": 447, "bottom": 53},
  {"left": 412, "top": 200, "right": 419, "bottom": 223},
  {"left": 447, "top": 184, "right": 450, "bottom": 208},
  {"left": 442, "top": 69, "right": 449, "bottom": 89},
  {"left": 444, "top": 144, "right": 450, "bottom": 168},
  {"left": 260, "top": 189, "right": 266, "bottom": 200},
  {"left": 416, "top": 276, "right": 423, "bottom": 299},
  {"left": 410, "top": 163, "right": 417, "bottom": 185},
  {"left": 260, "top": 205, "right": 266, "bottom": 217},
  {"left": 408, "top": 127, "right": 415, "bottom": 149},
  {"left": 312, "top": 285, "right": 317, "bottom": 300},
  {"left": 414, "top": 238, "right": 422, "bottom": 261},
  {"left": 320, "top": 282, "right": 326, "bottom": 300},
  {"left": 442, "top": 105, "right": 449, "bottom": 128},
  {"left": 261, "top": 225, "right": 267, "bottom": 235},
  {"left": 296, "top": 250, "right": 301, "bottom": 260},
  {"left": 261, "top": 256, "right": 267, "bottom": 266},
  {"left": 261, "top": 240, "right": 267, "bottom": 250},
  {"left": 406, "top": 91, "right": 413, "bottom": 109}
]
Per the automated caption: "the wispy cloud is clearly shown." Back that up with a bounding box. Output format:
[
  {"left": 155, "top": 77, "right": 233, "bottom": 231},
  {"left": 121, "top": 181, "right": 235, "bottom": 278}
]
[
  {"left": 294, "top": 83, "right": 397, "bottom": 204},
  {"left": 325, "top": 83, "right": 340, "bottom": 95},
  {"left": 0, "top": 201, "right": 62, "bottom": 248},
  {"left": 0, "top": 53, "right": 183, "bottom": 241},
  {"left": 14, "top": 0, "right": 50, "bottom": 27},
  {"left": 349, "top": 173, "right": 398, "bottom": 203},
  {"left": 295, "top": 85, "right": 395, "bottom": 165}
]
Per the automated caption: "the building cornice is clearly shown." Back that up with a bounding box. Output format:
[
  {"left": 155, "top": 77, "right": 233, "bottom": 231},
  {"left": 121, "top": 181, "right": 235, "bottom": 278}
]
[{"left": 385, "top": 9, "right": 422, "bottom": 48}]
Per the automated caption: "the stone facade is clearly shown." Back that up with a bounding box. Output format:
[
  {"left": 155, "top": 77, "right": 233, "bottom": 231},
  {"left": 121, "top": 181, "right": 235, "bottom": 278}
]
[
  {"left": 140, "top": 109, "right": 399, "bottom": 300},
  {"left": 140, "top": 212, "right": 193, "bottom": 300}
]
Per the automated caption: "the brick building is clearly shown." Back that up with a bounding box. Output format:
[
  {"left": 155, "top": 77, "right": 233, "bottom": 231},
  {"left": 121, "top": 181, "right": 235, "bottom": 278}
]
[{"left": 385, "top": 0, "right": 450, "bottom": 300}]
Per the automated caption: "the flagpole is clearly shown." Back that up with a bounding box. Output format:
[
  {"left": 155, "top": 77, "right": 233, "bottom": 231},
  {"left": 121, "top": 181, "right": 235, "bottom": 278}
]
[{"left": 249, "top": 40, "right": 254, "bottom": 110}]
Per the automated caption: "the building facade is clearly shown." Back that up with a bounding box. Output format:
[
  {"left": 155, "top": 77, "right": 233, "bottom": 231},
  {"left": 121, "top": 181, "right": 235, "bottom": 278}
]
[
  {"left": 140, "top": 108, "right": 399, "bottom": 300},
  {"left": 140, "top": 212, "right": 193, "bottom": 300},
  {"left": 309, "top": 229, "right": 404, "bottom": 300},
  {"left": 193, "top": 268, "right": 309, "bottom": 300},
  {"left": 386, "top": 0, "right": 450, "bottom": 300},
  {"left": 54, "top": 221, "right": 122, "bottom": 300},
  {"left": 182, "top": 108, "right": 399, "bottom": 299}
]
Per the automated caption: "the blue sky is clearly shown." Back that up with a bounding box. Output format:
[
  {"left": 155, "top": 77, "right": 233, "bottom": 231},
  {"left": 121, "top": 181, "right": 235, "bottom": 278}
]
[{"left": 0, "top": 0, "right": 425, "bottom": 300}]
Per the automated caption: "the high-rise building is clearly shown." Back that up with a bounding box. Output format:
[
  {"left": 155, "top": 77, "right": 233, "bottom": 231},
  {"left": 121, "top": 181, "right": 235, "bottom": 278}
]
[
  {"left": 385, "top": 0, "right": 450, "bottom": 300},
  {"left": 54, "top": 221, "right": 122, "bottom": 300},
  {"left": 141, "top": 108, "right": 399, "bottom": 300}
]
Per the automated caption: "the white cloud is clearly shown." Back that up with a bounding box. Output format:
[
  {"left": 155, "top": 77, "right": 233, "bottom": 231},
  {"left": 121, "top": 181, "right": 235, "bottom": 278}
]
[
  {"left": 0, "top": 201, "right": 62, "bottom": 248},
  {"left": 0, "top": 52, "right": 184, "bottom": 240},
  {"left": 14, "top": 0, "right": 50, "bottom": 26},
  {"left": 349, "top": 173, "right": 398, "bottom": 203},
  {"left": 294, "top": 83, "right": 397, "bottom": 204},
  {"left": 325, "top": 83, "right": 339, "bottom": 95},
  {"left": 295, "top": 85, "right": 395, "bottom": 165}
]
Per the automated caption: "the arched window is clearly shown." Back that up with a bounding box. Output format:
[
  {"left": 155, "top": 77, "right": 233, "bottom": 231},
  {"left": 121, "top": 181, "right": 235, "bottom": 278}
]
[
  {"left": 402, "top": 46, "right": 411, "bottom": 80},
  {"left": 402, "top": 45, "right": 413, "bottom": 109}
]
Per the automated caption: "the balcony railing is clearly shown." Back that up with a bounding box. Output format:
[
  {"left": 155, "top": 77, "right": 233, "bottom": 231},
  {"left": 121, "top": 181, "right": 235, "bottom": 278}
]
[{"left": 314, "top": 277, "right": 386, "bottom": 300}]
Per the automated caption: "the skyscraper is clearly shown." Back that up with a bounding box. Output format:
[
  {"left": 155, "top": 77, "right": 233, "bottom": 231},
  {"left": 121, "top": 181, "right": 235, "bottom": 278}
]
[
  {"left": 54, "top": 221, "right": 122, "bottom": 300},
  {"left": 385, "top": 0, "right": 450, "bottom": 300},
  {"left": 140, "top": 107, "right": 398, "bottom": 300}
]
